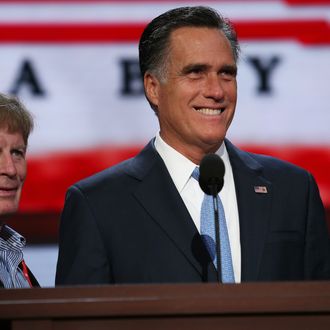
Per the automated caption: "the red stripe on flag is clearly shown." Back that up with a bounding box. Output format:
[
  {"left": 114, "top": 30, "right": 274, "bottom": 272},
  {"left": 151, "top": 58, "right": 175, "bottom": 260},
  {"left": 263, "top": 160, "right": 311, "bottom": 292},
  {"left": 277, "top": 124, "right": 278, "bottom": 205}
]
[
  {"left": 0, "top": 20, "right": 329, "bottom": 44},
  {"left": 235, "top": 20, "right": 330, "bottom": 44},
  {"left": 240, "top": 144, "right": 330, "bottom": 208},
  {"left": 19, "top": 145, "right": 330, "bottom": 212},
  {"left": 285, "top": 0, "right": 330, "bottom": 5},
  {"left": 20, "top": 146, "right": 140, "bottom": 212},
  {"left": 0, "top": 23, "right": 146, "bottom": 43},
  {"left": 0, "top": 0, "right": 288, "bottom": 3}
]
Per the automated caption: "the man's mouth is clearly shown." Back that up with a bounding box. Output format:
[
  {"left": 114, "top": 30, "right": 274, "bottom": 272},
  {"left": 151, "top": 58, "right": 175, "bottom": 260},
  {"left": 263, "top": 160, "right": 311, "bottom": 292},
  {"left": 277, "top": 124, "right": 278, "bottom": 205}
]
[
  {"left": 195, "top": 107, "right": 225, "bottom": 115},
  {"left": 0, "top": 187, "right": 18, "bottom": 197}
]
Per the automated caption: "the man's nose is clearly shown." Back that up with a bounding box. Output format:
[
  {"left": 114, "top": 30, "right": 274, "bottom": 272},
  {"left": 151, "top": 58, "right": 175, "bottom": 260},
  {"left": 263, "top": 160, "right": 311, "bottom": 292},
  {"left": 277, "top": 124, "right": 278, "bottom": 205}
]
[
  {"left": 0, "top": 154, "right": 17, "bottom": 177},
  {"left": 203, "top": 74, "right": 225, "bottom": 101}
]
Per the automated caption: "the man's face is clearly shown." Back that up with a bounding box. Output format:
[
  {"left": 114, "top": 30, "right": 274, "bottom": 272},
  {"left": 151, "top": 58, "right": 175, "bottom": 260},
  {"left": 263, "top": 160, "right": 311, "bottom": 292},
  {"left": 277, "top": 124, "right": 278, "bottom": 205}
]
[
  {"left": 0, "top": 128, "right": 27, "bottom": 217},
  {"left": 145, "top": 27, "right": 237, "bottom": 162}
]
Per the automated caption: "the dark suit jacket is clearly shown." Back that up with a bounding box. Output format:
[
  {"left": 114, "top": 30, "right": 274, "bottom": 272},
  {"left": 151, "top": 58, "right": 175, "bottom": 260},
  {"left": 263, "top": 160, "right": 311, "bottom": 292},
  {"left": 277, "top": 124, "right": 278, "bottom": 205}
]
[{"left": 55, "top": 139, "right": 330, "bottom": 285}]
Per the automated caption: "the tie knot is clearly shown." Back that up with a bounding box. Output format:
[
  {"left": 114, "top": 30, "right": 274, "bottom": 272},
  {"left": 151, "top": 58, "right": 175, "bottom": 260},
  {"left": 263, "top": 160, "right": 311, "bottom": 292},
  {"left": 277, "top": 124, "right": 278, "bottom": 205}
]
[{"left": 191, "top": 167, "right": 200, "bottom": 181}]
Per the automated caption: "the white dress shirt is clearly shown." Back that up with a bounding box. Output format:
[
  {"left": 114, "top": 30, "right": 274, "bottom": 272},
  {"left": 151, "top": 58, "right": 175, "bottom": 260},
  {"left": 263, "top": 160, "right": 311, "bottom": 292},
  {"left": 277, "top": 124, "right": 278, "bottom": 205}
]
[{"left": 154, "top": 133, "right": 241, "bottom": 282}]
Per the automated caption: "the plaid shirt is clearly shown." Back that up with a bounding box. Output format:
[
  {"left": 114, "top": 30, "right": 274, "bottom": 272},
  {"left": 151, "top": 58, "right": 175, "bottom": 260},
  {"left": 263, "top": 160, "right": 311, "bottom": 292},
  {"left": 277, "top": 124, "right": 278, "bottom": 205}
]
[{"left": 0, "top": 224, "right": 31, "bottom": 288}]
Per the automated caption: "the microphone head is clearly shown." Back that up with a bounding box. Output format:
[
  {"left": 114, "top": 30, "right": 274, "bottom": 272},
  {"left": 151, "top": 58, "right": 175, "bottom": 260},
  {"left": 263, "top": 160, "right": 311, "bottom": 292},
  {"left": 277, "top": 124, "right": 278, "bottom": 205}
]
[{"left": 199, "top": 153, "right": 225, "bottom": 196}]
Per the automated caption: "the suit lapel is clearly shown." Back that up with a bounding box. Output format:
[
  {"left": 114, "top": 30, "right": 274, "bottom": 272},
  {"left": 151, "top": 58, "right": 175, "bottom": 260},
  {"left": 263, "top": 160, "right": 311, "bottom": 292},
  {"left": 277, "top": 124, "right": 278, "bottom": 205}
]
[
  {"left": 226, "top": 140, "right": 272, "bottom": 281},
  {"left": 127, "top": 141, "right": 217, "bottom": 282}
]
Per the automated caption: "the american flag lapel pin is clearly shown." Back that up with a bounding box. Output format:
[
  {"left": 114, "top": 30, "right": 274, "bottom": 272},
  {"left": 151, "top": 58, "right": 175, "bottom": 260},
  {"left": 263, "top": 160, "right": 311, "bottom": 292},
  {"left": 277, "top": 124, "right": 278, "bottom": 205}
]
[{"left": 254, "top": 186, "right": 268, "bottom": 194}]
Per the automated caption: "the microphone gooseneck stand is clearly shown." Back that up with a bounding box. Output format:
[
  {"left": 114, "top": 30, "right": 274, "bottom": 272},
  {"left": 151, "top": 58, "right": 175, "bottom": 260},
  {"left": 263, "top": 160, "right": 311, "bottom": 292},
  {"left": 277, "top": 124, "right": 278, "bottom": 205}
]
[
  {"left": 210, "top": 180, "right": 222, "bottom": 283},
  {"left": 199, "top": 153, "right": 225, "bottom": 283}
]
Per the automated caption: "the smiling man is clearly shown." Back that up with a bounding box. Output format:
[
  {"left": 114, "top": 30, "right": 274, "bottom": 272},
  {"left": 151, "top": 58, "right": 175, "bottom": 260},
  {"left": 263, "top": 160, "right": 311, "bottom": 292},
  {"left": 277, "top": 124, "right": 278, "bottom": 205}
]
[
  {"left": 56, "top": 6, "right": 330, "bottom": 285},
  {"left": 144, "top": 26, "right": 237, "bottom": 164},
  {"left": 0, "top": 93, "right": 39, "bottom": 288}
]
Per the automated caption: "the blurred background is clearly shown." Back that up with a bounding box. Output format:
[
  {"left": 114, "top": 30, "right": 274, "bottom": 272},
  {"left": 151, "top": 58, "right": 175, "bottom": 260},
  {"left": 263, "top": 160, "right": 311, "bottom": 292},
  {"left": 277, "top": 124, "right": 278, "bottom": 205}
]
[{"left": 1, "top": 0, "right": 329, "bottom": 287}]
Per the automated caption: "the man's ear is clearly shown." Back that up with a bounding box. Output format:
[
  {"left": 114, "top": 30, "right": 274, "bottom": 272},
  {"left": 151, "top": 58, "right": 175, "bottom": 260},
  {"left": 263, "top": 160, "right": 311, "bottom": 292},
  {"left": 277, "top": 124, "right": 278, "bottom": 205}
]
[{"left": 144, "top": 73, "right": 160, "bottom": 107}]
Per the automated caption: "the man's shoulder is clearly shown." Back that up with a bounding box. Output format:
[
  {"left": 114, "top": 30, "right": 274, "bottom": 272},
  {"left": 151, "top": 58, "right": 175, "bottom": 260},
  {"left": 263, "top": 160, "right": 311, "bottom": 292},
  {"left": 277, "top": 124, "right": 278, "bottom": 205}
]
[
  {"left": 69, "top": 155, "right": 141, "bottom": 199},
  {"left": 69, "top": 139, "right": 158, "bottom": 192},
  {"left": 76, "top": 157, "right": 133, "bottom": 188},
  {"left": 249, "top": 150, "right": 306, "bottom": 173},
  {"left": 226, "top": 139, "right": 310, "bottom": 179}
]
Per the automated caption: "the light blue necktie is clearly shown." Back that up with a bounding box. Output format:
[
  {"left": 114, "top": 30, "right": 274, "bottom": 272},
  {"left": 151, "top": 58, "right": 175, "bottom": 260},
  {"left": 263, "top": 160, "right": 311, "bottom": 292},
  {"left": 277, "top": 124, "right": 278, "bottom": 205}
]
[{"left": 192, "top": 167, "right": 235, "bottom": 283}]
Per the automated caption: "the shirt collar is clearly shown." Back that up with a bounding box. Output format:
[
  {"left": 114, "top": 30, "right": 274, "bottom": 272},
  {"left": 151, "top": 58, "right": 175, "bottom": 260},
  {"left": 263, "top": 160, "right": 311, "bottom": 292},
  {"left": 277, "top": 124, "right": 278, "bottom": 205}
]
[
  {"left": 155, "top": 133, "right": 195, "bottom": 193},
  {"left": 0, "top": 224, "right": 26, "bottom": 252},
  {"left": 216, "top": 140, "right": 232, "bottom": 186},
  {"left": 154, "top": 132, "right": 230, "bottom": 193}
]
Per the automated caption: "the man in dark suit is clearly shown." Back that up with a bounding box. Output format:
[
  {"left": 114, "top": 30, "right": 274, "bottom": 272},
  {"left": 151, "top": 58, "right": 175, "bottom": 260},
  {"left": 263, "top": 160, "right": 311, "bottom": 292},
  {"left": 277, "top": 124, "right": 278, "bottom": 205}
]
[
  {"left": 0, "top": 93, "right": 39, "bottom": 288},
  {"left": 55, "top": 6, "right": 330, "bottom": 285}
]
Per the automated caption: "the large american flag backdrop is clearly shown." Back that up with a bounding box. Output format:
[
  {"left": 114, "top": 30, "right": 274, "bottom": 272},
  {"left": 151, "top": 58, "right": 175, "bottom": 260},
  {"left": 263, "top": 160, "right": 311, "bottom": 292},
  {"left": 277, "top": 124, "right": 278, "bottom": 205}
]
[{"left": 1, "top": 0, "right": 329, "bottom": 240}]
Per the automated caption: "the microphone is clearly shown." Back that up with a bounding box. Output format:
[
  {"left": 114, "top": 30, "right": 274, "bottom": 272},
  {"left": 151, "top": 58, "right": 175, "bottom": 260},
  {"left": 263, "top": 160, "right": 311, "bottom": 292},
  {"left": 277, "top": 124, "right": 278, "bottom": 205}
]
[
  {"left": 198, "top": 153, "right": 225, "bottom": 282},
  {"left": 199, "top": 153, "right": 225, "bottom": 196}
]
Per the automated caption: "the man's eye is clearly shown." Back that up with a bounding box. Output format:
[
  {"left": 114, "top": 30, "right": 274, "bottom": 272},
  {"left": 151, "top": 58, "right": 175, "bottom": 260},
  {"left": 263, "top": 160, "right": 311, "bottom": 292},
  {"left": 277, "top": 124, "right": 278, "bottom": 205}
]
[
  {"left": 191, "top": 68, "right": 203, "bottom": 74},
  {"left": 12, "top": 149, "right": 25, "bottom": 158},
  {"left": 187, "top": 69, "right": 204, "bottom": 78},
  {"left": 220, "top": 68, "right": 237, "bottom": 80}
]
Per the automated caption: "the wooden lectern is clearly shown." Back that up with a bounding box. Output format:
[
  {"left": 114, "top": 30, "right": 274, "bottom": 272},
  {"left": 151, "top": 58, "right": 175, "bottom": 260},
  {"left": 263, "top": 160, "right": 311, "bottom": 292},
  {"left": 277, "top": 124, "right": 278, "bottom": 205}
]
[{"left": 1, "top": 281, "right": 330, "bottom": 329}]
